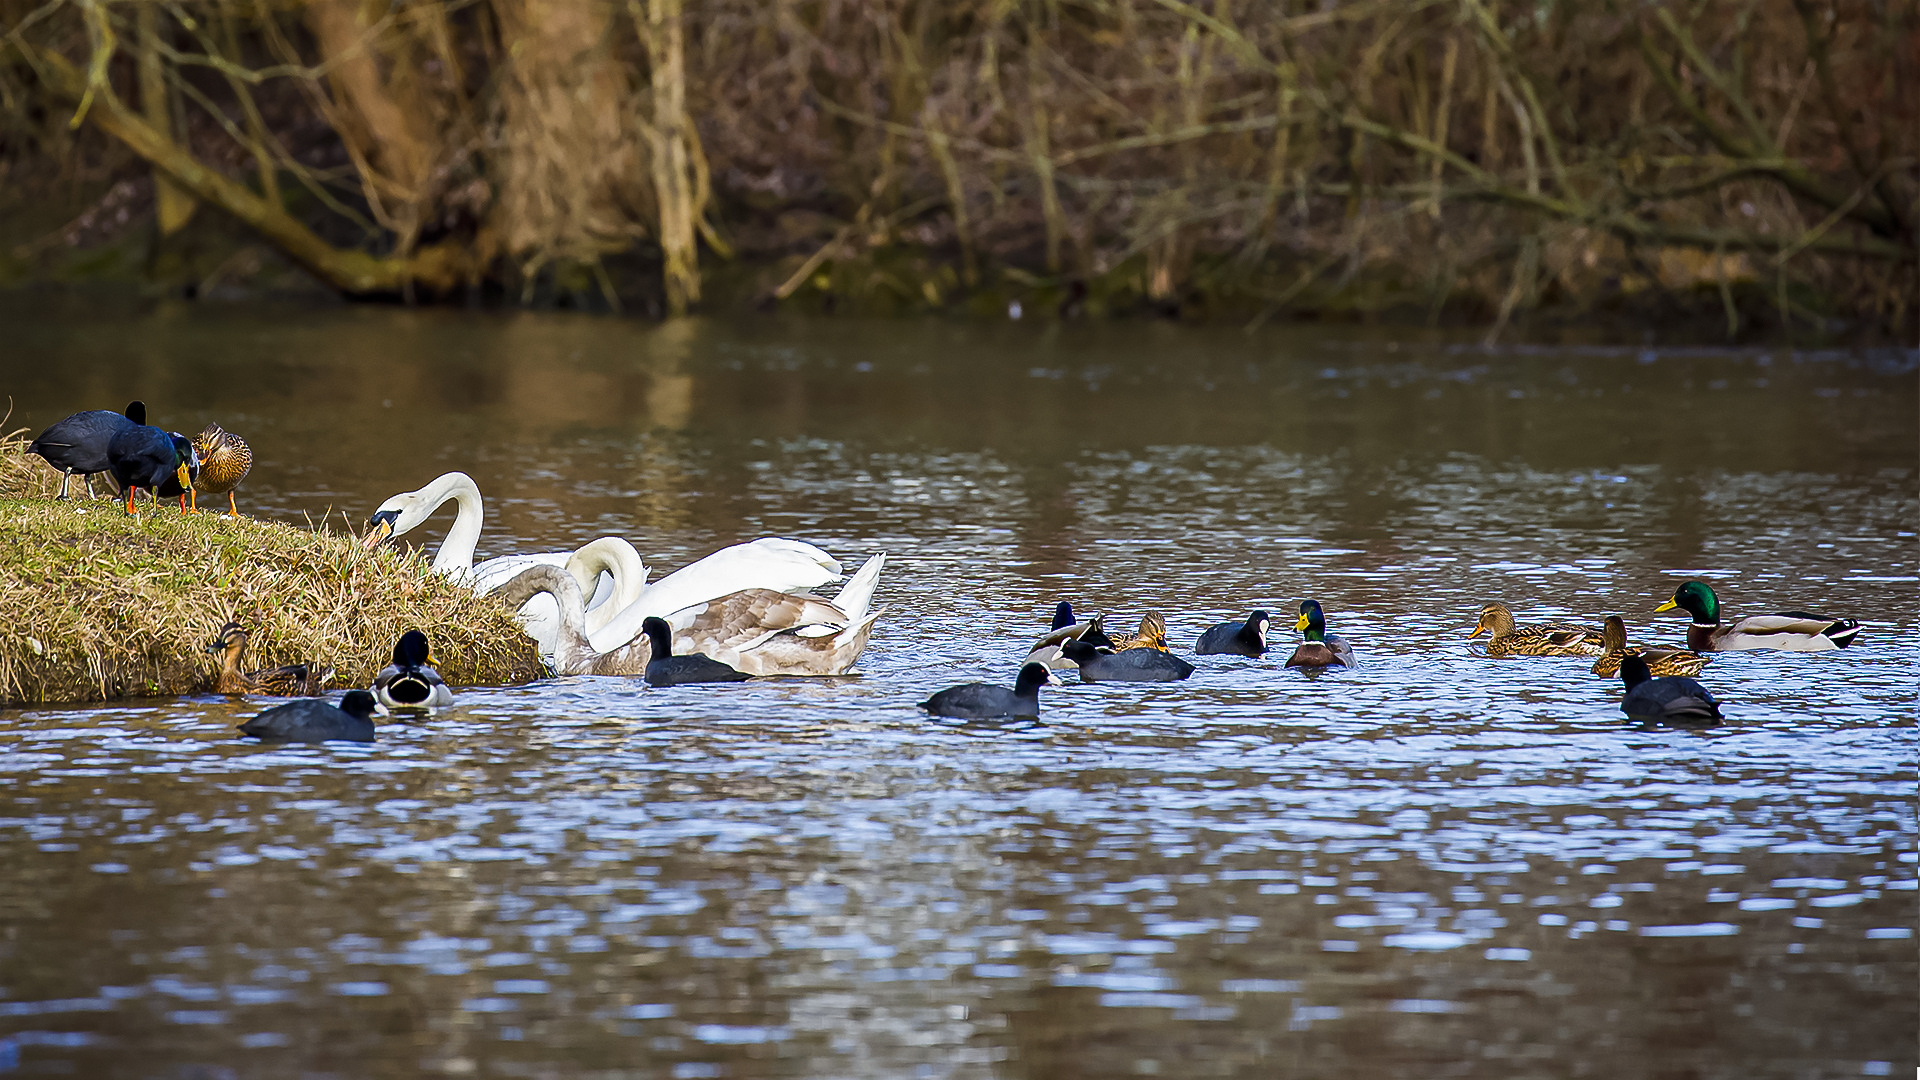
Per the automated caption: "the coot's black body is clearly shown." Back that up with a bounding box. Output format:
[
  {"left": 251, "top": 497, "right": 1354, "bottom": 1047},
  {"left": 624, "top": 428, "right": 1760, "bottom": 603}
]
[
  {"left": 374, "top": 630, "right": 455, "bottom": 708},
  {"left": 239, "top": 690, "right": 381, "bottom": 743},
  {"left": 1061, "top": 639, "right": 1194, "bottom": 683},
  {"left": 1618, "top": 655, "right": 1722, "bottom": 725},
  {"left": 642, "top": 617, "right": 749, "bottom": 687},
  {"left": 29, "top": 401, "right": 144, "bottom": 499},
  {"left": 920, "top": 661, "right": 1052, "bottom": 719},
  {"left": 1195, "top": 610, "right": 1270, "bottom": 656}
]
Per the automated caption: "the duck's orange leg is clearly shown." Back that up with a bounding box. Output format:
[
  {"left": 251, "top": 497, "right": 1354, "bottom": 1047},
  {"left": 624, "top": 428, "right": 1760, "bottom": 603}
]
[{"left": 227, "top": 492, "right": 241, "bottom": 517}]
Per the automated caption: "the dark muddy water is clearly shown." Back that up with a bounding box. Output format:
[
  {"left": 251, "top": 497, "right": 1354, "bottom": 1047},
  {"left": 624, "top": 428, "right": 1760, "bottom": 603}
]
[{"left": 1, "top": 295, "right": 1914, "bottom": 1078}]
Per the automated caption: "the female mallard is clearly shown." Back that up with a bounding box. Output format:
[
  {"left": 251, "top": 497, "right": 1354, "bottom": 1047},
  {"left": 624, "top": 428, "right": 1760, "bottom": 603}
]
[
  {"left": 373, "top": 630, "right": 454, "bottom": 709},
  {"left": 1590, "top": 615, "right": 1708, "bottom": 678},
  {"left": 1107, "top": 612, "right": 1170, "bottom": 652},
  {"left": 1468, "top": 602, "right": 1604, "bottom": 657},
  {"left": 1654, "top": 581, "right": 1861, "bottom": 652},
  {"left": 1285, "top": 599, "right": 1356, "bottom": 669},
  {"left": 190, "top": 423, "right": 252, "bottom": 516},
  {"left": 206, "top": 622, "right": 333, "bottom": 696}
]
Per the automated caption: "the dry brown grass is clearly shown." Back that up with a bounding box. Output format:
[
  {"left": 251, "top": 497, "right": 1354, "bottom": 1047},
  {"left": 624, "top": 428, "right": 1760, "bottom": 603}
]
[{"left": 0, "top": 431, "right": 543, "bottom": 705}]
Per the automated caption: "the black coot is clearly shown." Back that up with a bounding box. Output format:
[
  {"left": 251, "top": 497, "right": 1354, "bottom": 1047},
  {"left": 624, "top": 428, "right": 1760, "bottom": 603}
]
[
  {"left": 642, "top": 617, "right": 749, "bottom": 687},
  {"left": 28, "top": 401, "right": 144, "bottom": 499},
  {"left": 1195, "top": 609, "right": 1270, "bottom": 656},
  {"left": 920, "top": 661, "right": 1053, "bottom": 719},
  {"left": 1061, "top": 639, "right": 1194, "bottom": 683},
  {"left": 239, "top": 690, "right": 382, "bottom": 743},
  {"left": 1619, "top": 655, "right": 1722, "bottom": 725}
]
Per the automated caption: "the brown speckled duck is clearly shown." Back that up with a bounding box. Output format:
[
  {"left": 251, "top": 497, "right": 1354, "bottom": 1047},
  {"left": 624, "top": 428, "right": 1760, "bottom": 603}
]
[
  {"left": 207, "top": 622, "right": 332, "bottom": 696},
  {"left": 1468, "top": 602, "right": 1604, "bottom": 657},
  {"left": 1591, "top": 615, "right": 1709, "bottom": 678},
  {"left": 190, "top": 423, "right": 251, "bottom": 516},
  {"left": 1106, "top": 612, "right": 1169, "bottom": 652}
]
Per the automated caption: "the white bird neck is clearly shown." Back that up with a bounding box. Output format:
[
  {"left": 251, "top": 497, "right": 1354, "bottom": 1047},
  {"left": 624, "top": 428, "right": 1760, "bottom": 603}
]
[{"left": 410, "top": 472, "right": 486, "bottom": 574}]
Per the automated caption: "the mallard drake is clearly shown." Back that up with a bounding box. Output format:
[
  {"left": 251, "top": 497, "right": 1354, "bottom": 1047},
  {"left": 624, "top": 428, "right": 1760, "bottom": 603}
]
[
  {"left": 239, "top": 690, "right": 384, "bottom": 743},
  {"left": 29, "top": 400, "right": 143, "bottom": 499},
  {"left": 1618, "top": 655, "right": 1722, "bottom": 726},
  {"left": 493, "top": 555, "right": 885, "bottom": 677},
  {"left": 189, "top": 423, "right": 251, "bottom": 516},
  {"left": 920, "top": 661, "right": 1055, "bottom": 719},
  {"left": 1061, "top": 639, "right": 1193, "bottom": 683},
  {"left": 1654, "top": 581, "right": 1861, "bottom": 652},
  {"left": 1028, "top": 604, "right": 1109, "bottom": 668},
  {"left": 1285, "top": 599, "right": 1356, "bottom": 669},
  {"left": 373, "top": 630, "right": 454, "bottom": 709},
  {"left": 1468, "top": 602, "right": 1604, "bottom": 657},
  {"left": 1107, "top": 612, "right": 1170, "bottom": 652},
  {"left": 641, "top": 617, "right": 750, "bottom": 687},
  {"left": 1590, "top": 615, "right": 1709, "bottom": 678},
  {"left": 206, "top": 622, "right": 333, "bottom": 696},
  {"left": 1195, "top": 610, "right": 1269, "bottom": 657},
  {"left": 106, "top": 423, "right": 195, "bottom": 515}
]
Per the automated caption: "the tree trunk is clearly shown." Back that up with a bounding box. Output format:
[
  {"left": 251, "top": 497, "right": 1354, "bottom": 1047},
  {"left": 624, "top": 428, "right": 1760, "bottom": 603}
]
[
  {"left": 135, "top": 5, "right": 197, "bottom": 238},
  {"left": 635, "top": 0, "right": 702, "bottom": 315}
]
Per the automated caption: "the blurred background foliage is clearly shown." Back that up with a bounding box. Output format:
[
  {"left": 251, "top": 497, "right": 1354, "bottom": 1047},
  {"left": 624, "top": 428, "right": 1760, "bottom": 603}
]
[{"left": 0, "top": 0, "right": 1912, "bottom": 339}]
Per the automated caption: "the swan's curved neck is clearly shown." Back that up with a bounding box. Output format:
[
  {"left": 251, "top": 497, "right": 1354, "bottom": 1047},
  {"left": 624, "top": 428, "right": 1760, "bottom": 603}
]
[{"left": 408, "top": 473, "right": 485, "bottom": 574}]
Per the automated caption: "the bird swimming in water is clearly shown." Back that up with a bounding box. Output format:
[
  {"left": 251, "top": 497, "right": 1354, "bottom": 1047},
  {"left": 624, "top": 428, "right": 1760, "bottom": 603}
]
[
  {"left": 28, "top": 401, "right": 144, "bottom": 500},
  {"left": 1195, "top": 609, "right": 1269, "bottom": 657},
  {"left": 1106, "top": 612, "right": 1170, "bottom": 652},
  {"left": 206, "top": 622, "right": 333, "bottom": 696},
  {"left": 1285, "top": 599, "right": 1356, "bottom": 669},
  {"left": 641, "top": 616, "right": 750, "bottom": 687},
  {"left": 1653, "top": 581, "right": 1861, "bottom": 652},
  {"left": 238, "top": 690, "right": 384, "bottom": 743},
  {"left": 373, "top": 630, "right": 454, "bottom": 709},
  {"left": 1590, "top": 615, "right": 1708, "bottom": 678},
  {"left": 1060, "top": 639, "right": 1193, "bottom": 683},
  {"left": 1618, "top": 654, "right": 1722, "bottom": 726},
  {"left": 1468, "top": 602, "right": 1604, "bottom": 657},
  {"left": 920, "top": 661, "right": 1055, "bottom": 719},
  {"left": 189, "top": 423, "right": 252, "bottom": 516}
]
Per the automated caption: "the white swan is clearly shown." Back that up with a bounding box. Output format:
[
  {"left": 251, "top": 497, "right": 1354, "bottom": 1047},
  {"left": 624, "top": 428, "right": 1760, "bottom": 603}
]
[
  {"left": 493, "top": 553, "right": 886, "bottom": 677},
  {"left": 364, "top": 472, "right": 852, "bottom": 650},
  {"left": 513, "top": 536, "right": 652, "bottom": 656}
]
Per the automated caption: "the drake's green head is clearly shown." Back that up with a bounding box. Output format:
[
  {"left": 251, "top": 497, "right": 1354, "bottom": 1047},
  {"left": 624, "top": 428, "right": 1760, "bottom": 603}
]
[
  {"left": 1654, "top": 581, "right": 1719, "bottom": 623},
  {"left": 1294, "top": 599, "right": 1327, "bottom": 641}
]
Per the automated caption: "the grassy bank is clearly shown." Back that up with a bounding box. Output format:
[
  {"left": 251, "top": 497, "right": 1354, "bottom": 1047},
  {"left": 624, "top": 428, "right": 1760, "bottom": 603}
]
[{"left": 0, "top": 436, "right": 543, "bottom": 706}]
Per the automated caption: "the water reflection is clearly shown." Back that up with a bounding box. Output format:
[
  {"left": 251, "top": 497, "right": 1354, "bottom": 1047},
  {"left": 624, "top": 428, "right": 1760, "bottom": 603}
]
[{"left": 0, "top": 298, "right": 1913, "bottom": 1077}]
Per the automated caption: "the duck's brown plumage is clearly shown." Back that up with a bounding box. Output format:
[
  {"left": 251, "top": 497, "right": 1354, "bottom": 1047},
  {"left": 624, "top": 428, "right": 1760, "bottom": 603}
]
[
  {"left": 1590, "top": 615, "right": 1709, "bottom": 677},
  {"left": 190, "top": 424, "right": 251, "bottom": 516},
  {"left": 207, "top": 622, "right": 332, "bottom": 696},
  {"left": 1107, "top": 612, "right": 1169, "bottom": 652},
  {"left": 1469, "top": 603, "right": 1604, "bottom": 657}
]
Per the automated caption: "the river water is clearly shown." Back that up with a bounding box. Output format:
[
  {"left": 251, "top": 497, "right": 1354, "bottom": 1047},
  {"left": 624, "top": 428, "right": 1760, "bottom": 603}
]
[{"left": 1, "top": 296, "right": 1914, "bottom": 1078}]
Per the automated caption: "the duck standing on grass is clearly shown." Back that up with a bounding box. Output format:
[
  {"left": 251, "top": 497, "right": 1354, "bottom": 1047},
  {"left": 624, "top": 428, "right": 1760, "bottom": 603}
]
[
  {"left": 206, "top": 622, "right": 333, "bottom": 696},
  {"left": 641, "top": 616, "right": 750, "bottom": 687},
  {"left": 1618, "top": 655, "right": 1722, "bottom": 726},
  {"left": 239, "top": 690, "right": 384, "bottom": 743},
  {"left": 106, "top": 422, "right": 196, "bottom": 516},
  {"left": 1285, "top": 599, "right": 1356, "bottom": 669},
  {"left": 1654, "top": 581, "right": 1861, "bottom": 652},
  {"left": 1468, "top": 602, "right": 1604, "bottom": 657},
  {"left": 28, "top": 400, "right": 143, "bottom": 499},
  {"left": 188, "top": 423, "right": 252, "bottom": 516},
  {"left": 373, "top": 630, "right": 455, "bottom": 709},
  {"left": 1590, "top": 615, "right": 1708, "bottom": 678}
]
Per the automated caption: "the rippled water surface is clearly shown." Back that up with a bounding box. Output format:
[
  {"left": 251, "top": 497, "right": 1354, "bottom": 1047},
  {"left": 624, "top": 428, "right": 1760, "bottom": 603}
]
[{"left": 1, "top": 298, "right": 1915, "bottom": 1078}]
